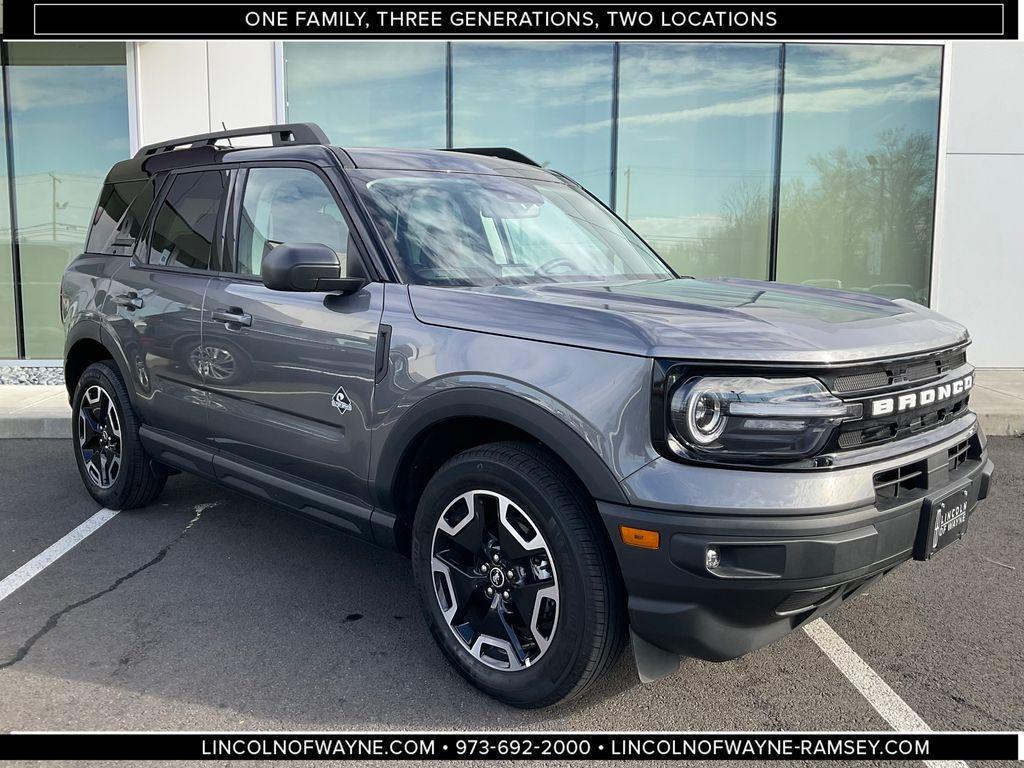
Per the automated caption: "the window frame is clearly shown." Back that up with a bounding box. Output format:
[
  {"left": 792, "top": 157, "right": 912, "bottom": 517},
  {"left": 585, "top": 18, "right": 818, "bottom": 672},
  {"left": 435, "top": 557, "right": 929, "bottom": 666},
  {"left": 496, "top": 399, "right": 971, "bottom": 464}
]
[
  {"left": 224, "top": 160, "right": 374, "bottom": 284},
  {"left": 131, "top": 165, "right": 233, "bottom": 277}
]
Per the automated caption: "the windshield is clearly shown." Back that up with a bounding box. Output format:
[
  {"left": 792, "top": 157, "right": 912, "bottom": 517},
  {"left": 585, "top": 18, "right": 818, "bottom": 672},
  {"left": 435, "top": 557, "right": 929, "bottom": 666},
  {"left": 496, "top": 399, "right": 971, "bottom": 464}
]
[{"left": 351, "top": 170, "right": 675, "bottom": 286}]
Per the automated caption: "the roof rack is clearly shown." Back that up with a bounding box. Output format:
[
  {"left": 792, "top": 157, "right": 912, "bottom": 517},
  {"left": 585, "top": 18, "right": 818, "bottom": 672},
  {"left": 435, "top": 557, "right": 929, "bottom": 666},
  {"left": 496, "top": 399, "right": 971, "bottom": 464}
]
[
  {"left": 134, "top": 122, "right": 330, "bottom": 159},
  {"left": 444, "top": 147, "right": 541, "bottom": 168}
]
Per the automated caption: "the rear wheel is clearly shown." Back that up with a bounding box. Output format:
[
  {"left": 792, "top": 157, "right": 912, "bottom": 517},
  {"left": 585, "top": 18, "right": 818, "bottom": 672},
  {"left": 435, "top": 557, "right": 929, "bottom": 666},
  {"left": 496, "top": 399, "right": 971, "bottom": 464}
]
[
  {"left": 72, "top": 361, "right": 167, "bottom": 509},
  {"left": 411, "top": 441, "right": 626, "bottom": 708}
]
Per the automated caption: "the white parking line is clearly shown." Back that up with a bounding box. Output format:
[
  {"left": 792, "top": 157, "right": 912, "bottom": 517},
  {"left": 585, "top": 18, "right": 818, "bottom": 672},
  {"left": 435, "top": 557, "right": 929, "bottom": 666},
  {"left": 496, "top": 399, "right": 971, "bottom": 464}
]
[
  {"left": 804, "top": 619, "right": 969, "bottom": 768},
  {"left": 0, "top": 508, "right": 119, "bottom": 603}
]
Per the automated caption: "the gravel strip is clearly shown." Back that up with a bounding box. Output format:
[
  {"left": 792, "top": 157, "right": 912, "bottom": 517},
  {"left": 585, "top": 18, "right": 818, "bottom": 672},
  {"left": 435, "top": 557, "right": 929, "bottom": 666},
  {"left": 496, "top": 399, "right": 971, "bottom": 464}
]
[{"left": 0, "top": 366, "right": 65, "bottom": 386}]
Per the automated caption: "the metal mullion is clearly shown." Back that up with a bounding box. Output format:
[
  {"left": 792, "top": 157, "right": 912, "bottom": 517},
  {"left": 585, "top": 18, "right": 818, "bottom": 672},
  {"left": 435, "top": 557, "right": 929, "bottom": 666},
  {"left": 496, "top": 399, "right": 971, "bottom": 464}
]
[
  {"left": 1, "top": 42, "right": 26, "bottom": 358},
  {"left": 766, "top": 43, "right": 787, "bottom": 284},
  {"left": 609, "top": 42, "right": 621, "bottom": 211}
]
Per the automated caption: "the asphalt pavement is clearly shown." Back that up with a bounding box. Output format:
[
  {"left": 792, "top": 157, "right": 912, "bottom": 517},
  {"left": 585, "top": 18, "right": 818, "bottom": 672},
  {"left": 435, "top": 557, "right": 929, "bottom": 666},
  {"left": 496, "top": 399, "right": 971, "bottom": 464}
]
[{"left": 0, "top": 437, "right": 1021, "bottom": 766}]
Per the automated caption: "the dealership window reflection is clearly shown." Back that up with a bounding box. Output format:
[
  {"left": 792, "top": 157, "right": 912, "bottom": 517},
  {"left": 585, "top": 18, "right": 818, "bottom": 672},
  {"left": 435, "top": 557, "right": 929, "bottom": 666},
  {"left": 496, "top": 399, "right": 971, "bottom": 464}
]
[
  {"left": 775, "top": 44, "right": 943, "bottom": 304},
  {"left": 5, "top": 42, "right": 130, "bottom": 357},
  {"left": 284, "top": 42, "right": 447, "bottom": 148},
  {"left": 452, "top": 43, "right": 615, "bottom": 201},
  {"left": 0, "top": 77, "right": 16, "bottom": 357},
  {"left": 615, "top": 43, "right": 780, "bottom": 280}
]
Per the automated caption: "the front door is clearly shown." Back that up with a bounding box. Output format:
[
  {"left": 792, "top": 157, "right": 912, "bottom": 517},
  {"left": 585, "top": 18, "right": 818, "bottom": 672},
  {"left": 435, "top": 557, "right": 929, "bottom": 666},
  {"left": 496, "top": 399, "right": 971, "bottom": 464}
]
[{"left": 202, "top": 165, "right": 382, "bottom": 508}]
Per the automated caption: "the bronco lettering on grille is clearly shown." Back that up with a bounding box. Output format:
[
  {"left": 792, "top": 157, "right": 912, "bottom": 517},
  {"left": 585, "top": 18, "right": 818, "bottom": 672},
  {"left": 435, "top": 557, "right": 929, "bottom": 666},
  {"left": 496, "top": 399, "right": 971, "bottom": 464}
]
[{"left": 869, "top": 374, "right": 973, "bottom": 418}]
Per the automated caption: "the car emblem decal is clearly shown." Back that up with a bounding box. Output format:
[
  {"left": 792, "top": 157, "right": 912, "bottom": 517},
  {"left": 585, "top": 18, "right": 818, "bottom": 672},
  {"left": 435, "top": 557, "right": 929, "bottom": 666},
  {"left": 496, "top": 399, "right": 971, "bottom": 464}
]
[{"left": 331, "top": 386, "right": 352, "bottom": 414}]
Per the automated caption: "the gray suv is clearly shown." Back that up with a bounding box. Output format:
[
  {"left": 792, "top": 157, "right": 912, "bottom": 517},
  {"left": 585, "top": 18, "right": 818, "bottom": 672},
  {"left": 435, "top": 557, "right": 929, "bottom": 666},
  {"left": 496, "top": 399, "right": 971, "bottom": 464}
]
[{"left": 61, "top": 123, "right": 994, "bottom": 708}]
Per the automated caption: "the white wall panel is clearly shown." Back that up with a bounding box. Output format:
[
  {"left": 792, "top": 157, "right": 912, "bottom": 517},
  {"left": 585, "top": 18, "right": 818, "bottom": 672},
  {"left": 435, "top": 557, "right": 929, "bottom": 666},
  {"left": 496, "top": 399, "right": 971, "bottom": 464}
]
[
  {"left": 945, "top": 42, "right": 1024, "bottom": 155},
  {"left": 207, "top": 42, "right": 276, "bottom": 140},
  {"left": 934, "top": 153, "right": 1024, "bottom": 367},
  {"left": 136, "top": 41, "right": 210, "bottom": 146},
  {"left": 932, "top": 41, "right": 1024, "bottom": 367}
]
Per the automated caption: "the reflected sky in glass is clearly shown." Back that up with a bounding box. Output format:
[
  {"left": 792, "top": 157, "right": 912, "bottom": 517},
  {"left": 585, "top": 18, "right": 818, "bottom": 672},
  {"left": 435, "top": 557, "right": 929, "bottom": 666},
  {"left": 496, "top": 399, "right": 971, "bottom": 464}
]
[
  {"left": 5, "top": 43, "right": 129, "bottom": 357},
  {"left": 285, "top": 42, "right": 447, "bottom": 147},
  {"left": 452, "top": 43, "right": 614, "bottom": 201},
  {"left": 776, "top": 44, "right": 942, "bottom": 304},
  {"left": 0, "top": 81, "right": 14, "bottom": 357},
  {"left": 616, "top": 43, "right": 780, "bottom": 279}
]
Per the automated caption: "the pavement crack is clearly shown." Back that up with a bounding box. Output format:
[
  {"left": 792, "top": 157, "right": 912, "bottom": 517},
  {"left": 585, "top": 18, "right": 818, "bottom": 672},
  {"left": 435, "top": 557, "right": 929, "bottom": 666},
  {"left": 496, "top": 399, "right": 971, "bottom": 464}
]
[{"left": 0, "top": 502, "right": 219, "bottom": 672}]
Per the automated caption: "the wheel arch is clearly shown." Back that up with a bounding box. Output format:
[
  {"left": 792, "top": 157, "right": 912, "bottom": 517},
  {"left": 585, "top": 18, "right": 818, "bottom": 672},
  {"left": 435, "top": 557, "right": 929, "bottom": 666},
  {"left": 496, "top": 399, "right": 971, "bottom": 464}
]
[
  {"left": 370, "top": 387, "right": 628, "bottom": 554},
  {"left": 64, "top": 321, "right": 136, "bottom": 406}
]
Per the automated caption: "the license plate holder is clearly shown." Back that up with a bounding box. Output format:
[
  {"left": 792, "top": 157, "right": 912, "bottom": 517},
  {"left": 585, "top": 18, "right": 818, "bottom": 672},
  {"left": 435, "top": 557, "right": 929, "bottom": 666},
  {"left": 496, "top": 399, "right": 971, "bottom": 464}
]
[{"left": 914, "top": 482, "right": 972, "bottom": 560}]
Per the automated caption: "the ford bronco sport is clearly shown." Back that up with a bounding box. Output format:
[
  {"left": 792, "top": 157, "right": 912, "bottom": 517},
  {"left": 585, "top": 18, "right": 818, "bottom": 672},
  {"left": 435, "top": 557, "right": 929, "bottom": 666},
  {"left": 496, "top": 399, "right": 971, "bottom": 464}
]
[{"left": 62, "top": 123, "right": 994, "bottom": 708}]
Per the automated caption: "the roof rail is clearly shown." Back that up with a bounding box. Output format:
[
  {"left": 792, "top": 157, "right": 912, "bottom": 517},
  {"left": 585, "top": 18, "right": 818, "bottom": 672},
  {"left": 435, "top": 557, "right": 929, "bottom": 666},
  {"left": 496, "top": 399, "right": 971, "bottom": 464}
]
[
  {"left": 444, "top": 147, "right": 541, "bottom": 168},
  {"left": 135, "top": 123, "right": 330, "bottom": 159}
]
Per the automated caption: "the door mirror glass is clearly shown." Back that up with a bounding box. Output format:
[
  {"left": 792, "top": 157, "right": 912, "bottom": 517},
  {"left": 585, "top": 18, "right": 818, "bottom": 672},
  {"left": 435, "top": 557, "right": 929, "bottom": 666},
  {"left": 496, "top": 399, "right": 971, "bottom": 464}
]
[{"left": 261, "top": 242, "right": 366, "bottom": 293}]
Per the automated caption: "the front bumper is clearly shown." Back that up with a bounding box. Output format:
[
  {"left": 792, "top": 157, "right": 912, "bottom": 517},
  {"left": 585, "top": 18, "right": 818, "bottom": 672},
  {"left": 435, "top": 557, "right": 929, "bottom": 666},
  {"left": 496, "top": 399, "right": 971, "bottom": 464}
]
[{"left": 599, "top": 421, "right": 994, "bottom": 662}]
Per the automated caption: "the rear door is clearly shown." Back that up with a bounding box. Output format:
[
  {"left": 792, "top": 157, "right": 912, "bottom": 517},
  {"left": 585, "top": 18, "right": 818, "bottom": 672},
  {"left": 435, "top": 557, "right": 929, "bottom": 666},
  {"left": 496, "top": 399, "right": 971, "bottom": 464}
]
[
  {"left": 104, "top": 168, "right": 230, "bottom": 444},
  {"left": 203, "top": 164, "right": 383, "bottom": 511}
]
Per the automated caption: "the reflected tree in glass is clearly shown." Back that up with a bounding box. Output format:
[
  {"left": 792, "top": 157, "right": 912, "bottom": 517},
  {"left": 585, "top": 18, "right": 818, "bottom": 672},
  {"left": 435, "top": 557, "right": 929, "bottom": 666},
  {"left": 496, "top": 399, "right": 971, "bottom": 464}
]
[{"left": 776, "top": 44, "right": 942, "bottom": 304}]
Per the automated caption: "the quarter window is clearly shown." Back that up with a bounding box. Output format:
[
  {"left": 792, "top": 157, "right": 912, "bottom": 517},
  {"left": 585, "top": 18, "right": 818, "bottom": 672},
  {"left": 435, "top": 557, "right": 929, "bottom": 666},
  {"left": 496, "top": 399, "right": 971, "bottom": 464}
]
[
  {"left": 147, "top": 170, "right": 227, "bottom": 270},
  {"left": 236, "top": 167, "right": 351, "bottom": 277},
  {"left": 87, "top": 178, "right": 156, "bottom": 256}
]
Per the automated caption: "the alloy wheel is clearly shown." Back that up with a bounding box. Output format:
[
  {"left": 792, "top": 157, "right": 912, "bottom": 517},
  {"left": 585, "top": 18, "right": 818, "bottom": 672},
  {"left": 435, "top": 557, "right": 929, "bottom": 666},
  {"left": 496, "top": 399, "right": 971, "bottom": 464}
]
[
  {"left": 78, "top": 384, "right": 122, "bottom": 489},
  {"left": 430, "top": 490, "right": 559, "bottom": 671}
]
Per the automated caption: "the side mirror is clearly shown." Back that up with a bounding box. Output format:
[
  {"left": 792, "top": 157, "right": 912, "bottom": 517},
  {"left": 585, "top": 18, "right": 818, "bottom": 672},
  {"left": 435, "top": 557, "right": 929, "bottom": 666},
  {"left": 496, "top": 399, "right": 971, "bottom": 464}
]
[{"left": 261, "top": 243, "right": 366, "bottom": 294}]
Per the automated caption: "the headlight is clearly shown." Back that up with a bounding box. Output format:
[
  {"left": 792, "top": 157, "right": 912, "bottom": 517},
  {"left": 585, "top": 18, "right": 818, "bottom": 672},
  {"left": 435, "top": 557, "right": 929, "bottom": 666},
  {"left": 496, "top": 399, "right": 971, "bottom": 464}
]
[{"left": 667, "top": 376, "right": 862, "bottom": 463}]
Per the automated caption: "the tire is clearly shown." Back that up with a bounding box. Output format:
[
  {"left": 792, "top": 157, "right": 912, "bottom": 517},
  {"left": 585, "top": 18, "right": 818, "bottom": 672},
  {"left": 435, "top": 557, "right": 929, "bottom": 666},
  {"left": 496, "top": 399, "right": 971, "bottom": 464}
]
[
  {"left": 71, "top": 360, "right": 167, "bottom": 510},
  {"left": 411, "top": 441, "right": 626, "bottom": 708}
]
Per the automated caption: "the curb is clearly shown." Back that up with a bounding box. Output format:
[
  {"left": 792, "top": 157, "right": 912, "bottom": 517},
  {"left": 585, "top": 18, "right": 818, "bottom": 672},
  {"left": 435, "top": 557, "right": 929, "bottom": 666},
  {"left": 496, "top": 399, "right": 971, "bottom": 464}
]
[{"left": 0, "top": 416, "right": 72, "bottom": 439}]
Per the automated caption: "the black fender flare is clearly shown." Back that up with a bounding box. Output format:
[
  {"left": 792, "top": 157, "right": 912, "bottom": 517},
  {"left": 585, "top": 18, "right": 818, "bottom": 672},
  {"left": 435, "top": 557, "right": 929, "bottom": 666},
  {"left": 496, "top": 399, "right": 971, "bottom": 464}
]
[
  {"left": 64, "top": 319, "right": 139, "bottom": 410},
  {"left": 371, "top": 387, "right": 629, "bottom": 520}
]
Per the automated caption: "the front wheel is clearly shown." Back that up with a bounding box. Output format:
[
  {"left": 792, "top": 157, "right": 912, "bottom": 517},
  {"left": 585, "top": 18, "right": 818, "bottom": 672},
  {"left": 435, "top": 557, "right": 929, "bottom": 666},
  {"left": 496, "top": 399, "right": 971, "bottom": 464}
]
[{"left": 411, "top": 442, "right": 626, "bottom": 708}]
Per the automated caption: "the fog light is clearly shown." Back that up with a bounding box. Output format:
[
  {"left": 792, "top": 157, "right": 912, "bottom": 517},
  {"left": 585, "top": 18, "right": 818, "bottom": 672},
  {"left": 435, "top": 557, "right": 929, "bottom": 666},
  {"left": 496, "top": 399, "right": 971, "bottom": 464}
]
[{"left": 705, "top": 547, "right": 721, "bottom": 571}]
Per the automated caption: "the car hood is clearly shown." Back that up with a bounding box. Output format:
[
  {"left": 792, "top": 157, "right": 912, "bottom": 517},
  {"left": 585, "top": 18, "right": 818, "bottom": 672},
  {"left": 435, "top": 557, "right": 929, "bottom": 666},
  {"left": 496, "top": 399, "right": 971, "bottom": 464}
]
[{"left": 407, "top": 277, "right": 969, "bottom": 363}]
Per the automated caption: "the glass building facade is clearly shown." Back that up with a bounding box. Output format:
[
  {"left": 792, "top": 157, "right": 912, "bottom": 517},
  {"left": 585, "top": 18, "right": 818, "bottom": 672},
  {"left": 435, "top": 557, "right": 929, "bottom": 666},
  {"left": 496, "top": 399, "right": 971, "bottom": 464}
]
[
  {"left": 1, "top": 42, "right": 131, "bottom": 358},
  {"left": 0, "top": 41, "right": 943, "bottom": 358},
  {"left": 285, "top": 42, "right": 943, "bottom": 303}
]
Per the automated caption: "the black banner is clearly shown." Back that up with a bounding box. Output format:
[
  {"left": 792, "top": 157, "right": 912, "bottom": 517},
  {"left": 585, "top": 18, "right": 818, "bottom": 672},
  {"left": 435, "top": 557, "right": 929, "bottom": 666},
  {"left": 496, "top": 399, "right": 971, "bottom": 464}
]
[
  {"left": 0, "top": 732, "right": 1019, "bottom": 761},
  {"left": 2, "top": 0, "right": 1017, "bottom": 40}
]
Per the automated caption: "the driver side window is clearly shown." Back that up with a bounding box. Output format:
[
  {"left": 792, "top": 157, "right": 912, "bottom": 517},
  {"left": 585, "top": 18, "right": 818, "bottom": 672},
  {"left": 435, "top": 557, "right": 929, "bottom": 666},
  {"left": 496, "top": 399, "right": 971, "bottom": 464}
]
[{"left": 236, "top": 167, "right": 352, "bottom": 277}]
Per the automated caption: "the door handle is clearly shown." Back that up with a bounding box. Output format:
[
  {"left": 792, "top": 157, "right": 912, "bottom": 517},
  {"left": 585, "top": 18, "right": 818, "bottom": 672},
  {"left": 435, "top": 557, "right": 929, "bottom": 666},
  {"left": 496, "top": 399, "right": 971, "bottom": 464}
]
[
  {"left": 112, "top": 292, "right": 144, "bottom": 310},
  {"left": 211, "top": 307, "right": 252, "bottom": 327}
]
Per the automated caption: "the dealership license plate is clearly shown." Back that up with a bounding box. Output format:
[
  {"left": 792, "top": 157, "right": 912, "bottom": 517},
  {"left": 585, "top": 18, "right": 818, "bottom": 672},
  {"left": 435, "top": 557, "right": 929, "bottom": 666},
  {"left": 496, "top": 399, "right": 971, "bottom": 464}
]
[{"left": 914, "top": 483, "right": 972, "bottom": 560}]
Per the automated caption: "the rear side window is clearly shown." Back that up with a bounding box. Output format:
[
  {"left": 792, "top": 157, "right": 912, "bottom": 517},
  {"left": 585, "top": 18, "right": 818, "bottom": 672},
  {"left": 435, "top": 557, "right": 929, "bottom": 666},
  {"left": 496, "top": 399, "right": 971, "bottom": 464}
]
[
  {"left": 86, "top": 179, "right": 156, "bottom": 256},
  {"left": 146, "top": 170, "right": 227, "bottom": 270}
]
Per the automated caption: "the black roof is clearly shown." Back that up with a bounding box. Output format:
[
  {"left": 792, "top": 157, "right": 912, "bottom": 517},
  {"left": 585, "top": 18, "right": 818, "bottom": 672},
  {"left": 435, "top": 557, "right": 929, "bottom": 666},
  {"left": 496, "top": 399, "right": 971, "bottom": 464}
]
[{"left": 105, "top": 122, "right": 555, "bottom": 184}]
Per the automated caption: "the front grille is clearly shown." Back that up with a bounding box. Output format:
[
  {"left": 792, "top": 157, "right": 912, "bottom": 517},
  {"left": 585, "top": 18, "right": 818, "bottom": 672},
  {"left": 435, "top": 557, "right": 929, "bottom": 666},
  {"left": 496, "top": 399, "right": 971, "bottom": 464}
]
[
  {"left": 829, "top": 347, "right": 967, "bottom": 398},
  {"left": 837, "top": 392, "right": 970, "bottom": 450},
  {"left": 821, "top": 344, "right": 972, "bottom": 453}
]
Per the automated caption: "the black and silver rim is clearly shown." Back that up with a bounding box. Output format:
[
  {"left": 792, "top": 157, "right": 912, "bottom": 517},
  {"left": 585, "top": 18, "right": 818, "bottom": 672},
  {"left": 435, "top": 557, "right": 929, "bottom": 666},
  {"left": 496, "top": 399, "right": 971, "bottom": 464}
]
[
  {"left": 430, "top": 490, "right": 559, "bottom": 671},
  {"left": 78, "top": 384, "right": 122, "bottom": 489}
]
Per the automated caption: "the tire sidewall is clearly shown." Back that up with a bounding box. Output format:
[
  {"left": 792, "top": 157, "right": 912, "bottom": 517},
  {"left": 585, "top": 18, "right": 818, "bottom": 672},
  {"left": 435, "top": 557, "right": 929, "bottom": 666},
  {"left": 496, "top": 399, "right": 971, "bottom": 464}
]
[
  {"left": 411, "top": 450, "right": 597, "bottom": 705},
  {"left": 71, "top": 362, "right": 136, "bottom": 508}
]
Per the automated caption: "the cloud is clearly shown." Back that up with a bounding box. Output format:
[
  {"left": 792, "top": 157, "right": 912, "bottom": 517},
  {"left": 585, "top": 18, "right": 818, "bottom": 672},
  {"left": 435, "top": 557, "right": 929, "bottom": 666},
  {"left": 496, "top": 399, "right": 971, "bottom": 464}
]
[
  {"left": 285, "top": 41, "right": 446, "bottom": 88},
  {"left": 556, "top": 77, "right": 938, "bottom": 137},
  {"left": 8, "top": 65, "right": 125, "bottom": 112}
]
